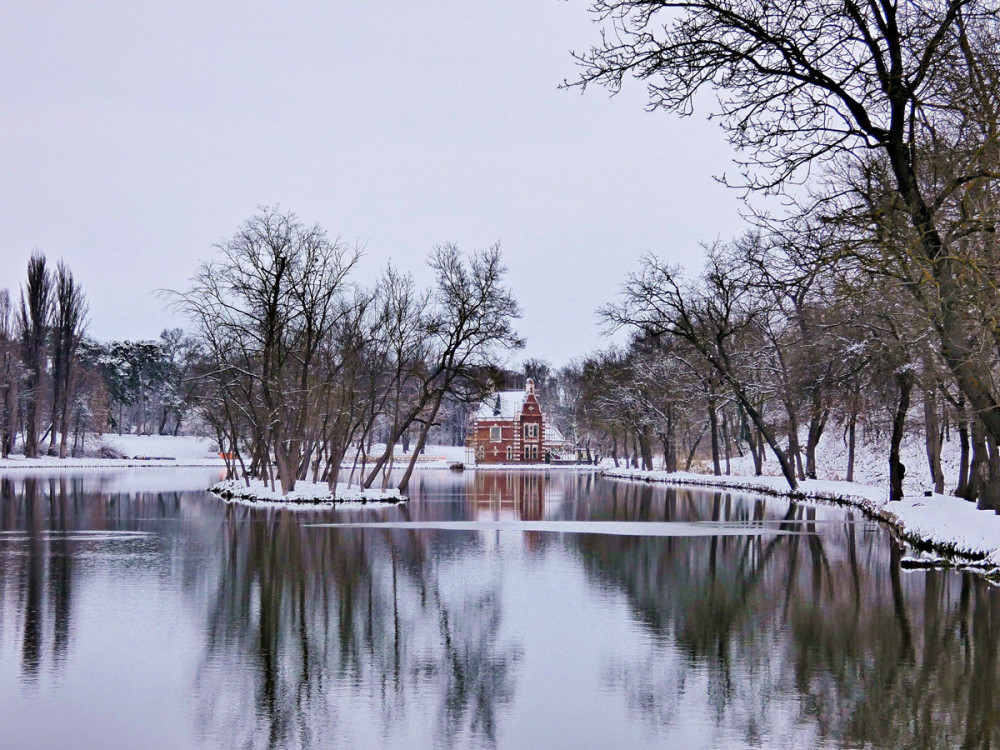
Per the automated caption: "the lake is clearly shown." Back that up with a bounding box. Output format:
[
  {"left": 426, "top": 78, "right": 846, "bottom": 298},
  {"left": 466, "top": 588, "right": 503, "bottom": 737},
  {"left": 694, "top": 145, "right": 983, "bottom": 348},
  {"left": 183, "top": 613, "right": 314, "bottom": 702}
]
[{"left": 0, "top": 468, "right": 995, "bottom": 749}]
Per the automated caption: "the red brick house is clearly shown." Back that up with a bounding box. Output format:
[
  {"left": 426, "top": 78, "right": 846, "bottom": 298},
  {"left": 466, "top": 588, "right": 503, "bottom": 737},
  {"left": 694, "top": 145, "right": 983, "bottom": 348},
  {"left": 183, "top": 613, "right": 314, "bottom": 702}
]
[{"left": 467, "top": 379, "right": 570, "bottom": 464}]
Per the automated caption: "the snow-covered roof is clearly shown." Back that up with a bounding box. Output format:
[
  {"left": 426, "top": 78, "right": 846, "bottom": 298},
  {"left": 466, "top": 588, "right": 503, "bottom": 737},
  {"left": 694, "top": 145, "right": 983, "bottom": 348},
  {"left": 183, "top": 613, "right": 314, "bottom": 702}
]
[
  {"left": 474, "top": 390, "right": 529, "bottom": 421},
  {"left": 544, "top": 421, "right": 568, "bottom": 444}
]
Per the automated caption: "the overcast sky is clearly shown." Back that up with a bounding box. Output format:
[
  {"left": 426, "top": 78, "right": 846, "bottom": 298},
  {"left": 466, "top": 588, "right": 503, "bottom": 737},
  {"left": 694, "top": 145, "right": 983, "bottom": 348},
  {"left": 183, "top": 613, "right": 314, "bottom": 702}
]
[{"left": 0, "top": 1, "right": 744, "bottom": 367}]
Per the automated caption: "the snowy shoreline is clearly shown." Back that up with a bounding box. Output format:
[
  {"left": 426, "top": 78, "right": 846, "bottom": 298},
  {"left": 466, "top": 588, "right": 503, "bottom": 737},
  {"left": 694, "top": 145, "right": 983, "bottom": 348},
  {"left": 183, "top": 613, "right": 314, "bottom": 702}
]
[
  {"left": 603, "top": 467, "right": 1000, "bottom": 572},
  {"left": 0, "top": 457, "right": 225, "bottom": 470},
  {"left": 210, "top": 478, "right": 407, "bottom": 508}
]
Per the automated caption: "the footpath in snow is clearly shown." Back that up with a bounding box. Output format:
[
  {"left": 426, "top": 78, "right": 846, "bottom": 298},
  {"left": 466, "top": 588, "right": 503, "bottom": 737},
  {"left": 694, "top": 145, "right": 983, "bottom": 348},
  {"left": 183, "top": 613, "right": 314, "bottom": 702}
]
[
  {"left": 602, "top": 467, "right": 1000, "bottom": 570},
  {"left": 211, "top": 479, "right": 406, "bottom": 508}
]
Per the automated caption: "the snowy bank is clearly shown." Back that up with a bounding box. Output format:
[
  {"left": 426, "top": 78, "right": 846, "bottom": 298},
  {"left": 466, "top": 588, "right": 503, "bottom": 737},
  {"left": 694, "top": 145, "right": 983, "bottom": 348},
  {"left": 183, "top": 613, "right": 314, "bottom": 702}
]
[
  {"left": 603, "top": 468, "right": 1000, "bottom": 570},
  {"left": 0, "top": 435, "right": 224, "bottom": 470},
  {"left": 210, "top": 479, "right": 406, "bottom": 508},
  {"left": 468, "top": 463, "right": 599, "bottom": 471},
  {"left": 0, "top": 455, "right": 224, "bottom": 470}
]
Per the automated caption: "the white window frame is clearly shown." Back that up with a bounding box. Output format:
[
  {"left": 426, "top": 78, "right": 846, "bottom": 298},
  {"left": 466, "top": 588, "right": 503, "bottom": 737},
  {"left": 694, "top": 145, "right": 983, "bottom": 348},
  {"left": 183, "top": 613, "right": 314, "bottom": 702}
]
[
  {"left": 523, "top": 423, "right": 538, "bottom": 439},
  {"left": 490, "top": 426, "right": 502, "bottom": 442},
  {"left": 506, "top": 445, "right": 513, "bottom": 461}
]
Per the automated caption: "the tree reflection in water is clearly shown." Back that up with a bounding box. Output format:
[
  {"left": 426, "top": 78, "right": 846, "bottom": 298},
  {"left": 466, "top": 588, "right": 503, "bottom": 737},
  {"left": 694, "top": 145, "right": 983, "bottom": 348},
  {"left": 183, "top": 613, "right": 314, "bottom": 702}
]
[
  {"left": 0, "top": 475, "right": 182, "bottom": 686},
  {"left": 4, "top": 471, "right": 1000, "bottom": 748},
  {"left": 573, "top": 478, "right": 1000, "bottom": 748},
  {"left": 196, "top": 502, "right": 522, "bottom": 749}
]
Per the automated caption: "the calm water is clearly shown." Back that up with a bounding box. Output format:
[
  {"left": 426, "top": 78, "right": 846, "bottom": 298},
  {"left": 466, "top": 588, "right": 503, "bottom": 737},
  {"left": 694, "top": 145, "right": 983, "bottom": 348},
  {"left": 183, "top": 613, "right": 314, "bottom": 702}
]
[{"left": 0, "top": 468, "right": 996, "bottom": 749}]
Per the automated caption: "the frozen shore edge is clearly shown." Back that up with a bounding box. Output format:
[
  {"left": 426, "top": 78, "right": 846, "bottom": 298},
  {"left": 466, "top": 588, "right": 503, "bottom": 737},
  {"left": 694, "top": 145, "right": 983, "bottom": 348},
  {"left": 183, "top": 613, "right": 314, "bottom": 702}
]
[
  {"left": 602, "top": 467, "right": 1000, "bottom": 574},
  {"left": 210, "top": 478, "right": 407, "bottom": 509}
]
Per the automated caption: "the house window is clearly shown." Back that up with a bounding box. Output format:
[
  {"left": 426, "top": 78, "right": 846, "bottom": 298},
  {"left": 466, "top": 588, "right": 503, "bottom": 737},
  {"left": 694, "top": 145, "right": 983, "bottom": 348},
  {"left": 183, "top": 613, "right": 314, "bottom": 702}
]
[
  {"left": 490, "top": 426, "right": 502, "bottom": 442},
  {"left": 477, "top": 445, "right": 485, "bottom": 460},
  {"left": 531, "top": 445, "right": 538, "bottom": 460},
  {"left": 524, "top": 445, "right": 531, "bottom": 460},
  {"left": 506, "top": 445, "right": 513, "bottom": 461},
  {"left": 523, "top": 423, "right": 538, "bottom": 439}
]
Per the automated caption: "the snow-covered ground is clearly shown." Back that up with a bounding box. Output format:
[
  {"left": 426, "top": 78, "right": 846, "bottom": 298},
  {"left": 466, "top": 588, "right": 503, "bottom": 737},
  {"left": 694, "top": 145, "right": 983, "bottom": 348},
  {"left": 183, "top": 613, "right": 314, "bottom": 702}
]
[
  {"left": 362, "top": 443, "right": 468, "bottom": 468},
  {"left": 0, "top": 437, "right": 469, "bottom": 471},
  {"left": 0, "top": 434, "right": 224, "bottom": 469},
  {"left": 604, "top": 425, "right": 1000, "bottom": 570},
  {"left": 725, "top": 427, "right": 964, "bottom": 497},
  {"left": 211, "top": 478, "right": 406, "bottom": 508}
]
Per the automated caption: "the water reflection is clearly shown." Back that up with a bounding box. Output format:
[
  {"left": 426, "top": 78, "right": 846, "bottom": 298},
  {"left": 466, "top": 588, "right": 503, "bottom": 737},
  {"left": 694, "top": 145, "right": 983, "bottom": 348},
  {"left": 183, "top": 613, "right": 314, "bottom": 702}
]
[
  {"left": 197, "top": 502, "right": 522, "bottom": 749},
  {"left": 0, "top": 470, "right": 999, "bottom": 748},
  {"left": 576, "top": 479, "right": 1000, "bottom": 749}
]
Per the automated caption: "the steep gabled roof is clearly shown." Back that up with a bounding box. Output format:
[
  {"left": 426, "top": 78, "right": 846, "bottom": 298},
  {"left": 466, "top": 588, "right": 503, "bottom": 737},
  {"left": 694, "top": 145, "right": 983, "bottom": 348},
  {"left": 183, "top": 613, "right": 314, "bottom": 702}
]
[{"left": 473, "top": 390, "right": 529, "bottom": 421}]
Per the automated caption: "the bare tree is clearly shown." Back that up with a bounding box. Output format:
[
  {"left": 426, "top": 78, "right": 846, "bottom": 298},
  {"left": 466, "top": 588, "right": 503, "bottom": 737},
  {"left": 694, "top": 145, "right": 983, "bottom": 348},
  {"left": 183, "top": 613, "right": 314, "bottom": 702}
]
[
  {"left": 0, "top": 291, "right": 19, "bottom": 457},
  {"left": 375, "top": 243, "right": 524, "bottom": 494},
  {"left": 173, "top": 206, "right": 360, "bottom": 494},
  {"left": 47, "top": 261, "right": 88, "bottom": 457},
  {"left": 18, "top": 253, "right": 52, "bottom": 458},
  {"left": 573, "top": 0, "right": 1000, "bottom": 451},
  {"left": 602, "top": 241, "right": 801, "bottom": 489}
]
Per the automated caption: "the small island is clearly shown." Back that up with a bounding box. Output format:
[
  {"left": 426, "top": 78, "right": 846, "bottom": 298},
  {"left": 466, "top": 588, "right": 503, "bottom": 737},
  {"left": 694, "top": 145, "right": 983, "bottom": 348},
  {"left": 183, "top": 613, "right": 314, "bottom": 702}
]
[{"left": 211, "top": 479, "right": 406, "bottom": 507}]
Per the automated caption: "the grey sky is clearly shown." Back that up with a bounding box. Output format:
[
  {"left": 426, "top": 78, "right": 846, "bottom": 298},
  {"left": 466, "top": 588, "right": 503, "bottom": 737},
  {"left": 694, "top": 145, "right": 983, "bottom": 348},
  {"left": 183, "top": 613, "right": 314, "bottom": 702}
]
[{"left": 0, "top": 1, "right": 743, "bottom": 367}]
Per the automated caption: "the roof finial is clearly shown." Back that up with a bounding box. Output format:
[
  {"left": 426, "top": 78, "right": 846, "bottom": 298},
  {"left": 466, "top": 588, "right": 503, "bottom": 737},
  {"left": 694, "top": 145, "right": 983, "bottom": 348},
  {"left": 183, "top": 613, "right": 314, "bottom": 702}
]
[{"left": 526, "top": 377, "right": 535, "bottom": 395}]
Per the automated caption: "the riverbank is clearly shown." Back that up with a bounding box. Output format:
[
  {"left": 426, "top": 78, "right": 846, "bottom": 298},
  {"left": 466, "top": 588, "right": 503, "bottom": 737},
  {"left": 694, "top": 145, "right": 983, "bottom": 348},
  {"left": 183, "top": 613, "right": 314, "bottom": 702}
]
[
  {"left": 210, "top": 478, "right": 406, "bottom": 508},
  {"left": 0, "top": 456, "right": 225, "bottom": 469},
  {"left": 603, "top": 467, "right": 1000, "bottom": 571},
  {"left": 0, "top": 435, "right": 225, "bottom": 470}
]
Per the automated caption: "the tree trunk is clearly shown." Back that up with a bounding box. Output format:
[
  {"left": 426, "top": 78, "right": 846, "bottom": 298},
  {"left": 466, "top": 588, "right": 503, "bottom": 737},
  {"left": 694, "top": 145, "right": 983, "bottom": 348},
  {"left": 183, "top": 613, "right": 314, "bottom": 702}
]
[
  {"left": 783, "top": 399, "right": 805, "bottom": 481},
  {"left": 708, "top": 398, "right": 721, "bottom": 476},
  {"left": 804, "top": 405, "right": 827, "bottom": 480},
  {"left": 846, "top": 405, "right": 858, "bottom": 484},
  {"left": 987, "top": 434, "right": 1000, "bottom": 514},
  {"left": 397, "top": 391, "right": 445, "bottom": 495},
  {"left": 721, "top": 408, "right": 732, "bottom": 475},
  {"left": 923, "top": 388, "right": 945, "bottom": 495},
  {"left": 684, "top": 426, "right": 705, "bottom": 472},
  {"left": 889, "top": 372, "right": 913, "bottom": 503},
  {"left": 272, "top": 431, "right": 296, "bottom": 495},
  {"left": 889, "top": 151, "right": 1000, "bottom": 458},
  {"left": 956, "top": 399, "right": 970, "bottom": 499},
  {"left": 750, "top": 430, "right": 763, "bottom": 476},
  {"left": 638, "top": 424, "right": 654, "bottom": 471},
  {"left": 58, "top": 381, "right": 72, "bottom": 459}
]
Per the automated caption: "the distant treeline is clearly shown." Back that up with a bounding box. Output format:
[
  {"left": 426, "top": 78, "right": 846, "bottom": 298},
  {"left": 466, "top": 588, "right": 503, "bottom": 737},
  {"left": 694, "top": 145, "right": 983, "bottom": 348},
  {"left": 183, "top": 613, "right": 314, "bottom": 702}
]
[{"left": 0, "top": 254, "right": 202, "bottom": 457}]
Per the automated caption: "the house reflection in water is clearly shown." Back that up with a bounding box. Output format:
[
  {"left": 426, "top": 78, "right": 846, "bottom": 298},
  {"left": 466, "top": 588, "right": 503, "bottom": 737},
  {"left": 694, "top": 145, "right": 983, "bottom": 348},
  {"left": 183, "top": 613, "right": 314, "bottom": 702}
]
[{"left": 470, "top": 472, "right": 557, "bottom": 522}]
